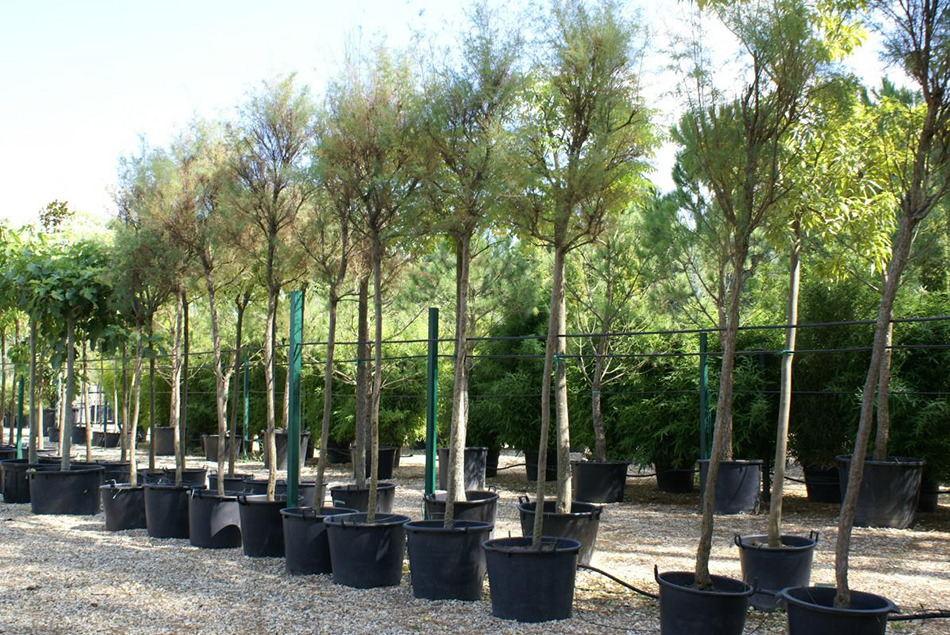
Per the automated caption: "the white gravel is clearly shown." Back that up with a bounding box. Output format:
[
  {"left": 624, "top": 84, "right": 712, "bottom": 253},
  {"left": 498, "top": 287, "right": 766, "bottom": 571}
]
[{"left": 0, "top": 446, "right": 947, "bottom": 634}]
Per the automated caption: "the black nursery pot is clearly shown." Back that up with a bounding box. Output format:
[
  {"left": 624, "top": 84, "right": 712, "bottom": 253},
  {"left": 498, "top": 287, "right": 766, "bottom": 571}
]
[
  {"left": 208, "top": 472, "right": 252, "bottom": 493},
  {"left": 735, "top": 532, "right": 818, "bottom": 611},
  {"left": 698, "top": 459, "right": 762, "bottom": 514},
  {"left": 162, "top": 467, "right": 207, "bottom": 488},
  {"left": 101, "top": 461, "right": 131, "bottom": 483},
  {"left": 836, "top": 455, "right": 924, "bottom": 529},
  {"left": 803, "top": 465, "right": 842, "bottom": 504},
  {"left": 29, "top": 465, "right": 104, "bottom": 515},
  {"left": 0, "top": 446, "right": 17, "bottom": 461},
  {"left": 329, "top": 482, "right": 396, "bottom": 513},
  {"left": 424, "top": 490, "right": 499, "bottom": 526},
  {"left": 153, "top": 426, "right": 175, "bottom": 456},
  {"left": 655, "top": 569, "right": 754, "bottom": 635},
  {"left": 71, "top": 425, "right": 87, "bottom": 445},
  {"left": 352, "top": 445, "right": 398, "bottom": 480},
  {"left": 572, "top": 460, "right": 629, "bottom": 503},
  {"left": 517, "top": 499, "right": 602, "bottom": 566},
  {"left": 324, "top": 512, "right": 410, "bottom": 588},
  {"left": 524, "top": 450, "right": 557, "bottom": 482},
  {"left": 101, "top": 431, "right": 120, "bottom": 448},
  {"left": 1, "top": 459, "right": 36, "bottom": 503},
  {"left": 655, "top": 463, "right": 696, "bottom": 493},
  {"left": 486, "top": 446, "right": 501, "bottom": 478},
  {"left": 100, "top": 483, "right": 147, "bottom": 530},
  {"left": 406, "top": 519, "right": 493, "bottom": 601},
  {"left": 325, "top": 440, "right": 350, "bottom": 464},
  {"left": 202, "top": 435, "right": 243, "bottom": 463},
  {"left": 144, "top": 483, "right": 193, "bottom": 539},
  {"left": 777, "top": 586, "right": 897, "bottom": 635},
  {"left": 281, "top": 506, "right": 357, "bottom": 575},
  {"left": 483, "top": 536, "right": 580, "bottom": 623},
  {"left": 437, "top": 446, "right": 488, "bottom": 491},
  {"left": 265, "top": 430, "right": 310, "bottom": 471},
  {"left": 918, "top": 473, "right": 940, "bottom": 513},
  {"left": 238, "top": 494, "right": 287, "bottom": 557},
  {"left": 189, "top": 489, "right": 242, "bottom": 549},
  {"left": 137, "top": 469, "right": 167, "bottom": 484}
]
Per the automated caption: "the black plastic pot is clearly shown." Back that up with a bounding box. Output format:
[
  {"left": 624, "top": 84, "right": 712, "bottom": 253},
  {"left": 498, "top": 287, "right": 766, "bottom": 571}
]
[
  {"left": 406, "top": 519, "right": 492, "bottom": 600},
  {"left": 265, "top": 430, "right": 310, "bottom": 471},
  {"left": 572, "top": 460, "right": 628, "bottom": 503},
  {"left": 101, "top": 461, "right": 131, "bottom": 483},
  {"left": 72, "top": 425, "right": 87, "bottom": 445},
  {"left": 281, "top": 506, "right": 357, "bottom": 575},
  {"left": 329, "top": 482, "right": 396, "bottom": 513},
  {"left": 42, "top": 408, "right": 55, "bottom": 430},
  {"left": 324, "top": 512, "right": 409, "bottom": 588},
  {"left": 484, "top": 536, "right": 580, "bottom": 622},
  {"left": 0, "top": 446, "right": 17, "bottom": 461},
  {"left": 423, "top": 490, "right": 499, "bottom": 526},
  {"left": 524, "top": 450, "right": 557, "bottom": 482},
  {"left": 2, "top": 458, "right": 57, "bottom": 503},
  {"left": 47, "top": 427, "right": 60, "bottom": 443},
  {"left": 777, "top": 586, "right": 897, "bottom": 635},
  {"left": 202, "top": 435, "right": 242, "bottom": 462},
  {"left": 803, "top": 465, "right": 841, "bottom": 504},
  {"left": 325, "top": 440, "right": 350, "bottom": 464},
  {"left": 29, "top": 465, "right": 104, "bottom": 515},
  {"left": 100, "top": 431, "right": 120, "bottom": 448},
  {"left": 208, "top": 472, "right": 252, "bottom": 493},
  {"left": 486, "top": 446, "right": 500, "bottom": 478},
  {"left": 100, "top": 483, "right": 146, "bottom": 530},
  {"left": 144, "top": 483, "right": 192, "bottom": 538},
  {"left": 244, "top": 478, "right": 286, "bottom": 495},
  {"left": 698, "top": 459, "right": 762, "bottom": 514},
  {"left": 918, "top": 473, "right": 940, "bottom": 513},
  {"left": 189, "top": 489, "right": 242, "bottom": 548},
  {"left": 352, "top": 445, "right": 397, "bottom": 479},
  {"left": 137, "top": 469, "right": 167, "bottom": 484},
  {"left": 163, "top": 467, "right": 207, "bottom": 488},
  {"left": 655, "top": 463, "right": 696, "bottom": 493},
  {"left": 437, "top": 446, "right": 488, "bottom": 491},
  {"left": 517, "top": 499, "right": 602, "bottom": 566},
  {"left": 735, "top": 532, "right": 818, "bottom": 611},
  {"left": 656, "top": 569, "right": 754, "bottom": 635},
  {"left": 836, "top": 455, "right": 924, "bottom": 529},
  {"left": 153, "top": 426, "right": 175, "bottom": 456},
  {"left": 237, "top": 494, "right": 286, "bottom": 557}
]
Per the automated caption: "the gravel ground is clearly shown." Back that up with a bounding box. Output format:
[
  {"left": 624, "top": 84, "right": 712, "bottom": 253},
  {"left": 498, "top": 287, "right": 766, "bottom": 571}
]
[{"left": 0, "top": 445, "right": 948, "bottom": 634}]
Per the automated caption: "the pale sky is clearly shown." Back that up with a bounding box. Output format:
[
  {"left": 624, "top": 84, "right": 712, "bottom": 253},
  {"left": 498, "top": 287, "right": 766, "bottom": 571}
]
[{"left": 0, "top": 1, "right": 892, "bottom": 229}]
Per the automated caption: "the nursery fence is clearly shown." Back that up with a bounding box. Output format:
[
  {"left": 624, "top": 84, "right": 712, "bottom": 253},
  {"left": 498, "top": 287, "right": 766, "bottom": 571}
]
[{"left": 5, "top": 292, "right": 950, "bottom": 507}]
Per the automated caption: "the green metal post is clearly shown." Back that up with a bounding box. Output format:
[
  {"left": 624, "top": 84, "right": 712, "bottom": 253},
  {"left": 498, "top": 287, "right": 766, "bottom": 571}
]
[
  {"left": 286, "top": 290, "right": 303, "bottom": 508},
  {"left": 699, "top": 332, "right": 710, "bottom": 460},
  {"left": 424, "top": 308, "right": 438, "bottom": 511},
  {"left": 16, "top": 375, "right": 23, "bottom": 459},
  {"left": 242, "top": 352, "right": 249, "bottom": 459}
]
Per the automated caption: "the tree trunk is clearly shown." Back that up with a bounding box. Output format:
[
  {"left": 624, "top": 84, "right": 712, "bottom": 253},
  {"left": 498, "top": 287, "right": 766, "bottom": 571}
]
[
  {"left": 179, "top": 295, "right": 189, "bottom": 484},
  {"left": 120, "top": 342, "right": 129, "bottom": 461},
  {"left": 695, "top": 256, "right": 744, "bottom": 588},
  {"left": 59, "top": 320, "right": 76, "bottom": 470},
  {"left": 169, "top": 294, "right": 183, "bottom": 476},
  {"left": 82, "top": 343, "right": 91, "bottom": 461},
  {"left": 315, "top": 291, "right": 339, "bottom": 509},
  {"left": 265, "top": 284, "right": 279, "bottom": 501},
  {"left": 445, "top": 233, "right": 472, "bottom": 525},
  {"left": 554, "top": 256, "right": 572, "bottom": 513},
  {"left": 591, "top": 335, "right": 608, "bottom": 463},
  {"left": 366, "top": 233, "right": 384, "bottom": 523},
  {"left": 766, "top": 225, "right": 801, "bottom": 547},
  {"left": 872, "top": 322, "right": 894, "bottom": 462},
  {"left": 148, "top": 316, "right": 156, "bottom": 471},
  {"left": 6, "top": 322, "right": 15, "bottom": 448},
  {"left": 128, "top": 328, "right": 144, "bottom": 486},
  {"left": 203, "top": 264, "right": 229, "bottom": 496},
  {"left": 532, "top": 246, "right": 567, "bottom": 546},
  {"left": 1, "top": 328, "right": 6, "bottom": 446},
  {"left": 28, "top": 321, "right": 37, "bottom": 465},
  {"left": 835, "top": 215, "right": 915, "bottom": 607},
  {"left": 354, "top": 275, "right": 369, "bottom": 489},
  {"left": 228, "top": 299, "right": 246, "bottom": 477}
]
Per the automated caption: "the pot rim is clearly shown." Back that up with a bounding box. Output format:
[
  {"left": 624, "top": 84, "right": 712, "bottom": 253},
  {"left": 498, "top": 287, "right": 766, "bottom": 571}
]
[
  {"left": 734, "top": 532, "right": 819, "bottom": 552},
  {"left": 655, "top": 568, "right": 754, "bottom": 598},
  {"left": 517, "top": 498, "right": 604, "bottom": 519},
  {"left": 835, "top": 454, "right": 925, "bottom": 468},
  {"left": 323, "top": 512, "right": 410, "bottom": 528},
  {"left": 482, "top": 536, "right": 580, "bottom": 554},
  {"left": 143, "top": 483, "right": 200, "bottom": 492},
  {"left": 237, "top": 493, "right": 287, "bottom": 505},
  {"left": 280, "top": 505, "right": 357, "bottom": 520},
  {"left": 99, "top": 482, "right": 144, "bottom": 492},
  {"left": 571, "top": 459, "right": 631, "bottom": 467},
  {"left": 328, "top": 482, "right": 396, "bottom": 493},
  {"left": 405, "top": 519, "right": 494, "bottom": 534},
  {"left": 424, "top": 489, "right": 499, "bottom": 503},
  {"left": 190, "top": 488, "right": 240, "bottom": 501},
  {"left": 777, "top": 586, "right": 898, "bottom": 616},
  {"left": 697, "top": 458, "right": 764, "bottom": 467},
  {"left": 27, "top": 465, "right": 104, "bottom": 476}
]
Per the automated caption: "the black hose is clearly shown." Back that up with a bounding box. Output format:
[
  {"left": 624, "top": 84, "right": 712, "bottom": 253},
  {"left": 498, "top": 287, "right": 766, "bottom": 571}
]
[{"left": 578, "top": 563, "right": 659, "bottom": 600}]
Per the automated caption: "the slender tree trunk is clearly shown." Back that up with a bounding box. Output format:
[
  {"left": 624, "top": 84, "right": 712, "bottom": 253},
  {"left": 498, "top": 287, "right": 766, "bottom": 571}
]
[
  {"left": 202, "top": 263, "right": 229, "bottom": 496},
  {"left": 28, "top": 321, "right": 38, "bottom": 465},
  {"left": 695, "top": 255, "right": 744, "bottom": 588},
  {"left": 445, "top": 233, "right": 472, "bottom": 524},
  {"left": 591, "top": 335, "right": 608, "bottom": 463},
  {"left": 128, "top": 327, "right": 144, "bottom": 486},
  {"left": 120, "top": 342, "right": 129, "bottom": 461},
  {"left": 872, "top": 322, "right": 894, "bottom": 462},
  {"left": 554, "top": 256, "right": 571, "bottom": 513},
  {"left": 179, "top": 295, "right": 189, "bottom": 484},
  {"left": 148, "top": 316, "right": 156, "bottom": 471},
  {"left": 112, "top": 356, "right": 120, "bottom": 445},
  {"left": 766, "top": 226, "right": 801, "bottom": 547},
  {"left": 60, "top": 319, "right": 76, "bottom": 470},
  {"left": 836, "top": 215, "right": 915, "bottom": 607},
  {"left": 1, "top": 328, "right": 6, "bottom": 446},
  {"left": 366, "top": 234, "right": 384, "bottom": 522},
  {"left": 228, "top": 298, "right": 246, "bottom": 477},
  {"left": 282, "top": 344, "right": 291, "bottom": 429},
  {"left": 169, "top": 294, "right": 184, "bottom": 475},
  {"left": 354, "top": 275, "right": 369, "bottom": 489},
  {"left": 265, "top": 283, "right": 279, "bottom": 501},
  {"left": 82, "top": 343, "right": 91, "bottom": 461},
  {"left": 6, "top": 322, "right": 14, "bottom": 448},
  {"left": 315, "top": 291, "right": 339, "bottom": 510}
]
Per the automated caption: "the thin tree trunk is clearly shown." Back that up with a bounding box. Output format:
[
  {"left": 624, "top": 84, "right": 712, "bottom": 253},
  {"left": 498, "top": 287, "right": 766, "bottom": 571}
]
[
  {"left": 554, "top": 257, "right": 571, "bottom": 513},
  {"left": 282, "top": 344, "right": 291, "bottom": 429},
  {"left": 532, "top": 245, "right": 566, "bottom": 546},
  {"left": 315, "top": 291, "right": 339, "bottom": 510},
  {"left": 148, "top": 316, "right": 156, "bottom": 471},
  {"left": 113, "top": 356, "right": 120, "bottom": 445},
  {"left": 120, "top": 342, "right": 129, "bottom": 461},
  {"left": 767, "top": 226, "right": 801, "bottom": 547},
  {"left": 354, "top": 275, "right": 369, "bottom": 489},
  {"left": 836, "top": 215, "right": 915, "bottom": 607},
  {"left": 203, "top": 263, "right": 229, "bottom": 496},
  {"left": 60, "top": 318, "right": 76, "bottom": 470},
  {"left": 695, "top": 255, "right": 744, "bottom": 588},
  {"left": 1, "top": 328, "right": 6, "bottom": 446},
  {"left": 445, "top": 233, "right": 471, "bottom": 524},
  {"left": 591, "top": 335, "right": 608, "bottom": 462},
  {"left": 28, "top": 321, "right": 37, "bottom": 465},
  {"left": 82, "top": 343, "right": 91, "bottom": 461},
  {"left": 228, "top": 298, "right": 246, "bottom": 477},
  {"left": 6, "top": 321, "right": 14, "bottom": 448},
  {"left": 128, "top": 327, "right": 144, "bottom": 486},
  {"left": 265, "top": 283, "right": 278, "bottom": 501},
  {"left": 179, "top": 295, "right": 189, "bottom": 484},
  {"left": 872, "top": 322, "right": 894, "bottom": 462},
  {"left": 366, "top": 234, "right": 384, "bottom": 523},
  {"left": 169, "top": 293, "right": 184, "bottom": 476}
]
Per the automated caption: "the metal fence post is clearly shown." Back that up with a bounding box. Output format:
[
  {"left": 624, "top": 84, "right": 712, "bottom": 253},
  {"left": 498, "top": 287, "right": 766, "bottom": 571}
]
[
  {"left": 287, "top": 290, "right": 303, "bottom": 509},
  {"left": 424, "top": 308, "right": 439, "bottom": 513},
  {"left": 699, "top": 332, "right": 710, "bottom": 461}
]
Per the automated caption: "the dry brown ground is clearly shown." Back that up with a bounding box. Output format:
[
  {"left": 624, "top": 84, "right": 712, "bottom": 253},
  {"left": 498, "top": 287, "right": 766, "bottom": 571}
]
[{"left": 0, "top": 447, "right": 947, "bottom": 634}]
